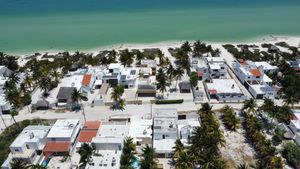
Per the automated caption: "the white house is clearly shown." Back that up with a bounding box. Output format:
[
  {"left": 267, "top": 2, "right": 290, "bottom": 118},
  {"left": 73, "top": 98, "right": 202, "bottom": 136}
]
[
  {"left": 81, "top": 74, "right": 95, "bottom": 93},
  {"left": 128, "top": 116, "right": 152, "bottom": 153},
  {"left": 140, "top": 59, "right": 157, "bottom": 75},
  {"left": 153, "top": 109, "right": 178, "bottom": 156},
  {"left": 254, "top": 61, "right": 278, "bottom": 74},
  {"left": 177, "top": 112, "right": 200, "bottom": 146},
  {"left": 102, "top": 63, "right": 124, "bottom": 87},
  {"left": 190, "top": 58, "right": 209, "bottom": 80},
  {"left": 119, "top": 68, "right": 138, "bottom": 89},
  {"left": 233, "top": 60, "right": 276, "bottom": 99},
  {"left": 43, "top": 119, "right": 81, "bottom": 157},
  {"left": 206, "top": 57, "right": 227, "bottom": 79},
  {"left": 87, "top": 122, "right": 130, "bottom": 169},
  {"left": 1, "top": 126, "right": 51, "bottom": 169},
  {"left": 205, "top": 79, "right": 246, "bottom": 102}
]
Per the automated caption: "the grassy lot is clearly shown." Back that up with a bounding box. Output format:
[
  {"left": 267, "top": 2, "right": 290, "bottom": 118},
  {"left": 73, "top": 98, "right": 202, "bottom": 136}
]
[{"left": 0, "top": 119, "right": 55, "bottom": 165}]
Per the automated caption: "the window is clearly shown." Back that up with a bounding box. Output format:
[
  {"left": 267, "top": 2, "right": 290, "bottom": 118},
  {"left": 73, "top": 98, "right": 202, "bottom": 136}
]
[{"left": 14, "top": 149, "right": 20, "bottom": 152}]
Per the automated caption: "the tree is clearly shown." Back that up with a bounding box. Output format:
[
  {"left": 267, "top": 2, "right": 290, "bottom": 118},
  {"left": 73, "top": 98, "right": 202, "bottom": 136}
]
[
  {"left": 10, "top": 159, "right": 28, "bottom": 169},
  {"left": 119, "top": 49, "right": 134, "bottom": 66},
  {"left": 38, "top": 77, "right": 51, "bottom": 96},
  {"left": 181, "top": 41, "right": 192, "bottom": 53},
  {"left": 8, "top": 73, "right": 20, "bottom": 86},
  {"left": 173, "top": 67, "right": 184, "bottom": 90},
  {"left": 156, "top": 68, "right": 168, "bottom": 96},
  {"left": 71, "top": 89, "right": 85, "bottom": 109},
  {"left": 190, "top": 71, "right": 198, "bottom": 87},
  {"left": 282, "top": 142, "right": 300, "bottom": 169},
  {"left": 78, "top": 143, "right": 96, "bottom": 168},
  {"left": 120, "top": 137, "right": 136, "bottom": 169},
  {"left": 140, "top": 144, "right": 158, "bottom": 169},
  {"left": 200, "top": 102, "right": 213, "bottom": 113},
  {"left": 272, "top": 127, "right": 284, "bottom": 146},
  {"left": 220, "top": 105, "right": 240, "bottom": 131},
  {"left": 167, "top": 64, "right": 175, "bottom": 82},
  {"left": 23, "top": 76, "right": 34, "bottom": 92},
  {"left": 242, "top": 99, "right": 258, "bottom": 115},
  {"left": 111, "top": 85, "right": 125, "bottom": 110}
]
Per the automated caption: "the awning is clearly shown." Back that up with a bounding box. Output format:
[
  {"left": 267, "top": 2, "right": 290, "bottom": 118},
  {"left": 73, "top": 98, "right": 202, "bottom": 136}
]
[
  {"left": 43, "top": 141, "right": 70, "bottom": 153},
  {"left": 79, "top": 131, "right": 97, "bottom": 142}
]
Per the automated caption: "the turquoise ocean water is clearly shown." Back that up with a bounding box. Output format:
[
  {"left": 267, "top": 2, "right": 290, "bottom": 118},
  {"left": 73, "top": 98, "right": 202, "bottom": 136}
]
[{"left": 0, "top": 0, "right": 300, "bottom": 53}]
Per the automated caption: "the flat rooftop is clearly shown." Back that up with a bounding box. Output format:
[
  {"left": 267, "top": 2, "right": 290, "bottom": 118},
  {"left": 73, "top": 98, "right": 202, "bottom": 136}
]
[
  {"left": 60, "top": 75, "right": 83, "bottom": 90},
  {"left": 209, "top": 62, "right": 221, "bottom": 70},
  {"left": 10, "top": 125, "right": 51, "bottom": 148},
  {"left": 206, "top": 79, "right": 243, "bottom": 94},
  {"left": 108, "top": 63, "right": 122, "bottom": 69},
  {"left": 129, "top": 116, "right": 152, "bottom": 139},
  {"left": 254, "top": 61, "right": 278, "bottom": 70},
  {"left": 97, "top": 123, "right": 129, "bottom": 138},
  {"left": 86, "top": 150, "right": 121, "bottom": 169},
  {"left": 153, "top": 139, "right": 176, "bottom": 154},
  {"left": 206, "top": 57, "right": 224, "bottom": 63},
  {"left": 46, "top": 119, "right": 80, "bottom": 139},
  {"left": 154, "top": 109, "right": 178, "bottom": 133}
]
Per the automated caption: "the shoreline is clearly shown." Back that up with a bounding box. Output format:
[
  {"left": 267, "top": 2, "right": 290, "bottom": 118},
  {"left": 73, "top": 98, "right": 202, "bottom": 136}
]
[{"left": 6, "top": 35, "right": 300, "bottom": 56}]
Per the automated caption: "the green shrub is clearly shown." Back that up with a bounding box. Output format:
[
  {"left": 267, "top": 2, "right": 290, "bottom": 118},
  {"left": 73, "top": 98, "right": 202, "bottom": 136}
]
[
  {"left": 282, "top": 142, "right": 300, "bottom": 168},
  {"left": 155, "top": 99, "right": 184, "bottom": 104}
]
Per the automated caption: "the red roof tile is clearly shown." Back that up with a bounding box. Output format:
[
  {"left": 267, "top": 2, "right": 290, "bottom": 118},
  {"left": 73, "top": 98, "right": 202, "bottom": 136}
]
[
  {"left": 208, "top": 89, "right": 217, "bottom": 95},
  {"left": 83, "top": 121, "right": 101, "bottom": 130},
  {"left": 197, "top": 71, "right": 203, "bottom": 77},
  {"left": 250, "top": 69, "right": 261, "bottom": 77},
  {"left": 78, "top": 130, "right": 97, "bottom": 142},
  {"left": 82, "top": 74, "right": 92, "bottom": 86},
  {"left": 43, "top": 141, "right": 70, "bottom": 153}
]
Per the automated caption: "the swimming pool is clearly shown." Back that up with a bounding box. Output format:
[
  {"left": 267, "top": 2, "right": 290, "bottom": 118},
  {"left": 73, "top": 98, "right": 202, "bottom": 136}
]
[
  {"left": 132, "top": 156, "right": 140, "bottom": 169},
  {"left": 41, "top": 158, "right": 51, "bottom": 168}
]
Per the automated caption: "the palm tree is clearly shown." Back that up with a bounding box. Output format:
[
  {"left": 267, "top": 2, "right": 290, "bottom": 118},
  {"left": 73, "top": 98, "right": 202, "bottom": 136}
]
[
  {"left": 242, "top": 99, "right": 258, "bottom": 115},
  {"left": 221, "top": 105, "right": 240, "bottom": 131},
  {"left": 23, "top": 76, "right": 34, "bottom": 92},
  {"left": 173, "top": 67, "right": 184, "bottom": 90},
  {"left": 140, "top": 144, "right": 158, "bottom": 169},
  {"left": 176, "top": 150, "right": 195, "bottom": 169},
  {"left": 71, "top": 89, "right": 85, "bottom": 109},
  {"left": 200, "top": 102, "right": 213, "bottom": 113},
  {"left": 156, "top": 68, "right": 168, "bottom": 97},
  {"left": 181, "top": 41, "right": 192, "bottom": 53},
  {"left": 71, "top": 89, "right": 87, "bottom": 121},
  {"left": 172, "top": 139, "right": 184, "bottom": 158},
  {"left": 282, "top": 89, "right": 299, "bottom": 108},
  {"left": 119, "top": 49, "right": 134, "bottom": 67},
  {"left": 78, "top": 143, "right": 96, "bottom": 168},
  {"left": 50, "top": 70, "right": 61, "bottom": 83},
  {"left": 10, "top": 159, "right": 28, "bottom": 169},
  {"left": 9, "top": 72, "right": 20, "bottom": 86},
  {"left": 38, "top": 77, "right": 51, "bottom": 97},
  {"left": 111, "top": 85, "right": 125, "bottom": 110},
  {"left": 5, "top": 89, "right": 21, "bottom": 127},
  {"left": 120, "top": 137, "right": 136, "bottom": 169},
  {"left": 167, "top": 64, "right": 174, "bottom": 82}
]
